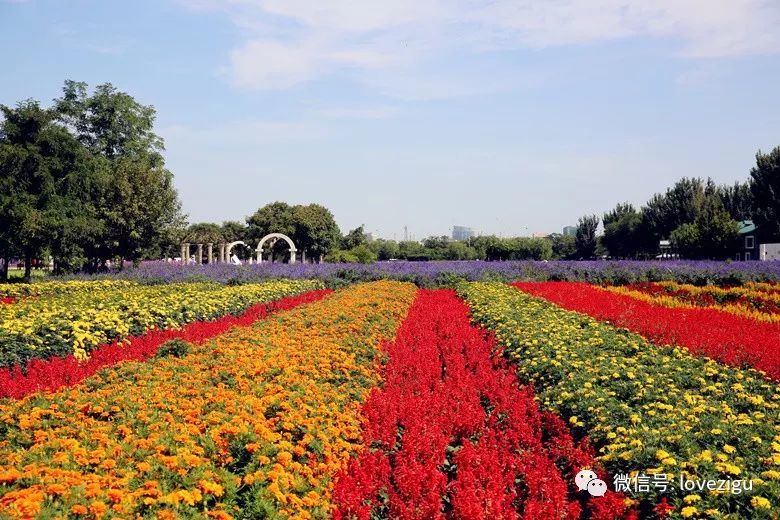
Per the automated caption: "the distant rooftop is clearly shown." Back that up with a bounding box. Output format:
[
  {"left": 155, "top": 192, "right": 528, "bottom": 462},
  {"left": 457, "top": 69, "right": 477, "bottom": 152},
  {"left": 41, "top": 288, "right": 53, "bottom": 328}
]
[{"left": 737, "top": 220, "right": 756, "bottom": 234}]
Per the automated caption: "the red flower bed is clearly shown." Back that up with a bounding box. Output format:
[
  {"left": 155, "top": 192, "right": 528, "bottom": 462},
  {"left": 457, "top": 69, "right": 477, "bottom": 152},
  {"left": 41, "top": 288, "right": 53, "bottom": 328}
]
[
  {"left": 513, "top": 282, "right": 780, "bottom": 379},
  {"left": 333, "top": 289, "right": 626, "bottom": 520},
  {"left": 0, "top": 289, "right": 331, "bottom": 399},
  {"left": 0, "top": 297, "right": 15, "bottom": 305}
]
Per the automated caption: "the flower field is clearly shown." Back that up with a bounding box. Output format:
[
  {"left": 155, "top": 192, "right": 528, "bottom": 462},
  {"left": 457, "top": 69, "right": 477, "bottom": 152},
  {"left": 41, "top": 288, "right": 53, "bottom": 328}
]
[
  {"left": 0, "top": 281, "right": 416, "bottom": 518},
  {"left": 601, "top": 282, "right": 780, "bottom": 323},
  {"left": 1, "top": 273, "right": 779, "bottom": 519},
  {"left": 461, "top": 282, "right": 780, "bottom": 518},
  {"left": 512, "top": 281, "right": 780, "bottom": 380},
  {"left": 0, "top": 279, "right": 322, "bottom": 368},
  {"left": 333, "top": 289, "right": 626, "bottom": 520}
]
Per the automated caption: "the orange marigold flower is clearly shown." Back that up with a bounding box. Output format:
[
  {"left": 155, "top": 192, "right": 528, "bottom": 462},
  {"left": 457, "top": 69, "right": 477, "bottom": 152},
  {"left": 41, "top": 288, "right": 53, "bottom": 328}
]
[{"left": 70, "top": 504, "right": 88, "bottom": 515}]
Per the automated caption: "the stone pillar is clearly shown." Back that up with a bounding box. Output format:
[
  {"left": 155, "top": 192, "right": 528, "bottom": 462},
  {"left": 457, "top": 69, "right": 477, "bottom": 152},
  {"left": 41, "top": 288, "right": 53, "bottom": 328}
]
[
  {"left": 184, "top": 243, "right": 190, "bottom": 263},
  {"left": 180, "top": 243, "right": 186, "bottom": 264},
  {"left": 219, "top": 244, "right": 225, "bottom": 263},
  {"left": 257, "top": 249, "right": 263, "bottom": 263},
  {"left": 289, "top": 249, "right": 296, "bottom": 264},
  {"left": 301, "top": 250, "right": 306, "bottom": 263},
  {"left": 207, "top": 243, "right": 213, "bottom": 264},
  {"left": 197, "top": 243, "right": 203, "bottom": 264}
]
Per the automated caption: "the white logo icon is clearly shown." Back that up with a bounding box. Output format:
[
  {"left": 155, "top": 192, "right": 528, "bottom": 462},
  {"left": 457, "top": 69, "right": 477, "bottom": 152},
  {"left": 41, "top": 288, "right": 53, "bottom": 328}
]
[
  {"left": 587, "top": 478, "right": 608, "bottom": 497},
  {"left": 575, "top": 469, "right": 607, "bottom": 497}
]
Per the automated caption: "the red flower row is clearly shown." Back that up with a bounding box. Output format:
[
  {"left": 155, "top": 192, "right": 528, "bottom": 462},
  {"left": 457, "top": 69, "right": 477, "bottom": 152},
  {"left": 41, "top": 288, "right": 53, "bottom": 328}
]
[
  {"left": 512, "top": 282, "right": 780, "bottom": 379},
  {"left": 332, "top": 289, "right": 627, "bottom": 520},
  {"left": 0, "top": 289, "right": 331, "bottom": 399},
  {"left": 0, "top": 297, "right": 15, "bottom": 305}
]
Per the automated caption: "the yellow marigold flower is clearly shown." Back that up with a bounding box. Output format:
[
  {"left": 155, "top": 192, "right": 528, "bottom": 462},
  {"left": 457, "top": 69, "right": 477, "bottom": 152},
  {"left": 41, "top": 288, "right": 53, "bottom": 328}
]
[{"left": 751, "top": 496, "right": 771, "bottom": 510}]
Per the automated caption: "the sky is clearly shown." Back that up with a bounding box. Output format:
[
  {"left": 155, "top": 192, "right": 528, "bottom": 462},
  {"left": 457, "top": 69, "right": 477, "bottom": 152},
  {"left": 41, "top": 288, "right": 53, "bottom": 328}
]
[{"left": 1, "top": 0, "right": 779, "bottom": 239}]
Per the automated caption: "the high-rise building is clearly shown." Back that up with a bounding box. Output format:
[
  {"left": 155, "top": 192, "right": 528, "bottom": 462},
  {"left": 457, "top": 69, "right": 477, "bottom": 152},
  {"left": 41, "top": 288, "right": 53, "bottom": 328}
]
[
  {"left": 562, "top": 226, "right": 577, "bottom": 237},
  {"left": 452, "top": 226, "right": 475, "bottom": 241}
]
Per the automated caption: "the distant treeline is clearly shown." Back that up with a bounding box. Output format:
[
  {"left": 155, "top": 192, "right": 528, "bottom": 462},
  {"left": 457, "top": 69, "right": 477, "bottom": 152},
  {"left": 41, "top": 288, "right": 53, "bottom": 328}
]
[{"left": 574, "top": 147, "right": 780, "bottom": 260}]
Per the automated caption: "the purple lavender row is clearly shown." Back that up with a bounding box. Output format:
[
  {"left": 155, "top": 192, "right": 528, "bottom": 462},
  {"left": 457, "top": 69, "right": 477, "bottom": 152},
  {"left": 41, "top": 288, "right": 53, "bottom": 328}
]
[{"left": 58, "top": 260, "right": 780, "bottom": 286}]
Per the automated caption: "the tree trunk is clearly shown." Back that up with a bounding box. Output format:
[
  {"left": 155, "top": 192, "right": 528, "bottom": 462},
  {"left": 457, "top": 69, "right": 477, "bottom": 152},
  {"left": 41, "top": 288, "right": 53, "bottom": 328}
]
[{"left": 24, "top": 255, "right": 32, "bottom": 280}]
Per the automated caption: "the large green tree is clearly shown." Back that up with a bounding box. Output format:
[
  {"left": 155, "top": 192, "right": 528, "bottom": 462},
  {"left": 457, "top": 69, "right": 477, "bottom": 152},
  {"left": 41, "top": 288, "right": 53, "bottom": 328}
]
[
  {"left": 575, "top": 214, "right": 599, "bottom": 259},
  {"left": 55, "top": 81, "right": 183, "bottom": 268},
  {"left": 671, "top": 195, "right": 737, "bottom": 259},
  {"left": 749, "top": 146, "right": 780, "bottom": 241},
  {"left": 602, "top": 203, "right": 643, "bottom": 258},
  {"left": 718, "top": 181, "right": 753, "bottom": 222},
  {"left": 247, "top": 202, "right": 341, "bottom": 260},
  {"left": 0, "top": 100, "right": 96, "bottom": 278},
  {"left": 292, "top": 204, "right": 340, "bottom": 260}
]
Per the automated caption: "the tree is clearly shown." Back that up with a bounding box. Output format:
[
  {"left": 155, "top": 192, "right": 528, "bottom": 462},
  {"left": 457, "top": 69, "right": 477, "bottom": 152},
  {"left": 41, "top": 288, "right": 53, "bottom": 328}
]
[
  {"left": 642, "top": 178, "right": 708, "bottom": 242},
  {"left": 246, "top": 202, "right": 296, "bottom": 239},
  {"left": 575, "top": 215, "right": 599, "bottom": 259},
  {"left": 220, "top": 221, "right": 247, "bottom": 247},
  {"left": 0, "top": 100, "right": 96, "bottom": 278},
  {"left": 670, "top": 223, "right": 700, "bottom": 259},
  {"left": 749, "top": 146, "right": 780, "bottom": 241},
  {"left": 718, "top": 182, "right": 753, "bottom": 222},
  {"left": 369, "top": 239, "right": 400, "bottom": 260},
  {"left": 185, "top": 223, "right": 224, "bottom": 244},
  {"left": 602, "top": 202, "right": 635, "bottom": 228},
  {"left": 341, "top": 225, "right": 367, "bottom": 250},
  {"left": 670, "top": 195, "right": 737, "bottom": 259},
  {"left": 695, "top": 195, "right": 738, "bottom": 258},
  {"left": 292, "top": 204, "right": 340, "bottom": 260},
  {"left": 444, "top": 240, "right": 478, "bottom": 260},
  {"left": 54, "top": 81, "right": 183, "bottom": 268},
  {"left": 602, "top": 205, "right": 643, "bottom": 258},
  {"left": 548, "top": 233, "right": 576, "bottom": 260},
  {"left": 470, "top": 235, "right": 501, "bottom": 260}
]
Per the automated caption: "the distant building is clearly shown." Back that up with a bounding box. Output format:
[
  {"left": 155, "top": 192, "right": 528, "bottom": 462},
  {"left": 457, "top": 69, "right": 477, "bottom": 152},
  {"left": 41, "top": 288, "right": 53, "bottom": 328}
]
[
  {"left": 452, "top": 226, "right": 475, "bottom": 241},
  {"left": 735, "top": 220, "right": 758, "bottom": 260},
  {"left": 562, "top": 226, "right": 577, "bottom": 237},
  {"left": 364, "top": 232, "right": 375, "bottom": 243}
]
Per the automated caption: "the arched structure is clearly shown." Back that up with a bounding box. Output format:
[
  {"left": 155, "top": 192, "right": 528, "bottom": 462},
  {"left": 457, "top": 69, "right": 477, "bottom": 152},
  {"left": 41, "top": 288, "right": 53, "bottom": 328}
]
[
  {"left": 256, "top": 233, "right": 297, "bottom": 264},
  {"left": 225, "top": 240, "right": 251, "bottom": 262}
]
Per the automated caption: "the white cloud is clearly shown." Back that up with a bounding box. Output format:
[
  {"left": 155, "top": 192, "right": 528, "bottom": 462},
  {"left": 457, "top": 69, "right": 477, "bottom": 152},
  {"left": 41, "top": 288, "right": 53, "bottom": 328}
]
[{"left": 179, "top": 0, "right": 780, "bottom": 92}]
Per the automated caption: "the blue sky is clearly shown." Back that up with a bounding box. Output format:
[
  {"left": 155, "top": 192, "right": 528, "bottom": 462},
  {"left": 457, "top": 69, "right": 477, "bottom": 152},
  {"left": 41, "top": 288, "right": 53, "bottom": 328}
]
[{"left": 2, "top": 0, "right": 779, "bottom": 239}]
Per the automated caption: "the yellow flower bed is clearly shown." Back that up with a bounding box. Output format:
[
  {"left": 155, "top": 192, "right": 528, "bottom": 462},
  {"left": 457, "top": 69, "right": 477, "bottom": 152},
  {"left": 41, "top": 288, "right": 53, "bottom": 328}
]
[
  {"left": 0, "top": 280, "right": 323, "bottom": 367},
  {"left": 0, "top": 280, "right": 417, "bottom": 519},
  {"left": 0, "top": 279, "right": 137, "bottom": 299},
  {"left": 460, "top": 282, "right": 780, "bottom": 519}
]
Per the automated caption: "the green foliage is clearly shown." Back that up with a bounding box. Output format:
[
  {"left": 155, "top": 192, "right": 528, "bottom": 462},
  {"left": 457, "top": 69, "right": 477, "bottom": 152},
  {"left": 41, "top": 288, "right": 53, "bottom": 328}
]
[
  {"left": 602, "top": 204, "right": 644, "bottom": 258},
  {"left": 749, "top": 146, "right": 780, "bottom": 241},
  {"left": 548, "top": 233, "right": 576, "bottom": 260},
  {"left": 341, "top": 225, "right": 368, "bottom": 250},
  {"left": 247, "top": 202, "right": 340, "bottom": 259},
  {"left": 718, "top": 181, "right": 753, "bottom": 222},
  {"left": 155, "top": 339, "right": 191, "bottom": 358},
  {"left": 368, "top": 239, "right": 400, "bottom": 260},
  {"left": 0, "top": 81, "right": 184, "bottom": 275},
  {"left": 671, "top": 195, "right": 738, "bottom": 259},
  {"left": 325, "top": 244, "right": 377, "bottom": 264},
  {"left": 575, "top": 214, "right": 599, "bottom": 258}
]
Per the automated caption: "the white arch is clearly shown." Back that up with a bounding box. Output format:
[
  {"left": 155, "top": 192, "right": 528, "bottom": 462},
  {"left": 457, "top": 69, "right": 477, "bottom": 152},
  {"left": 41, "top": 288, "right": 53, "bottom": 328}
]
[
  {"left": 225, "top": 241, "right": 250, "bottom": 260},
  {"left": 256, "top": 233, "right": 297, "bottom": 264}
]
